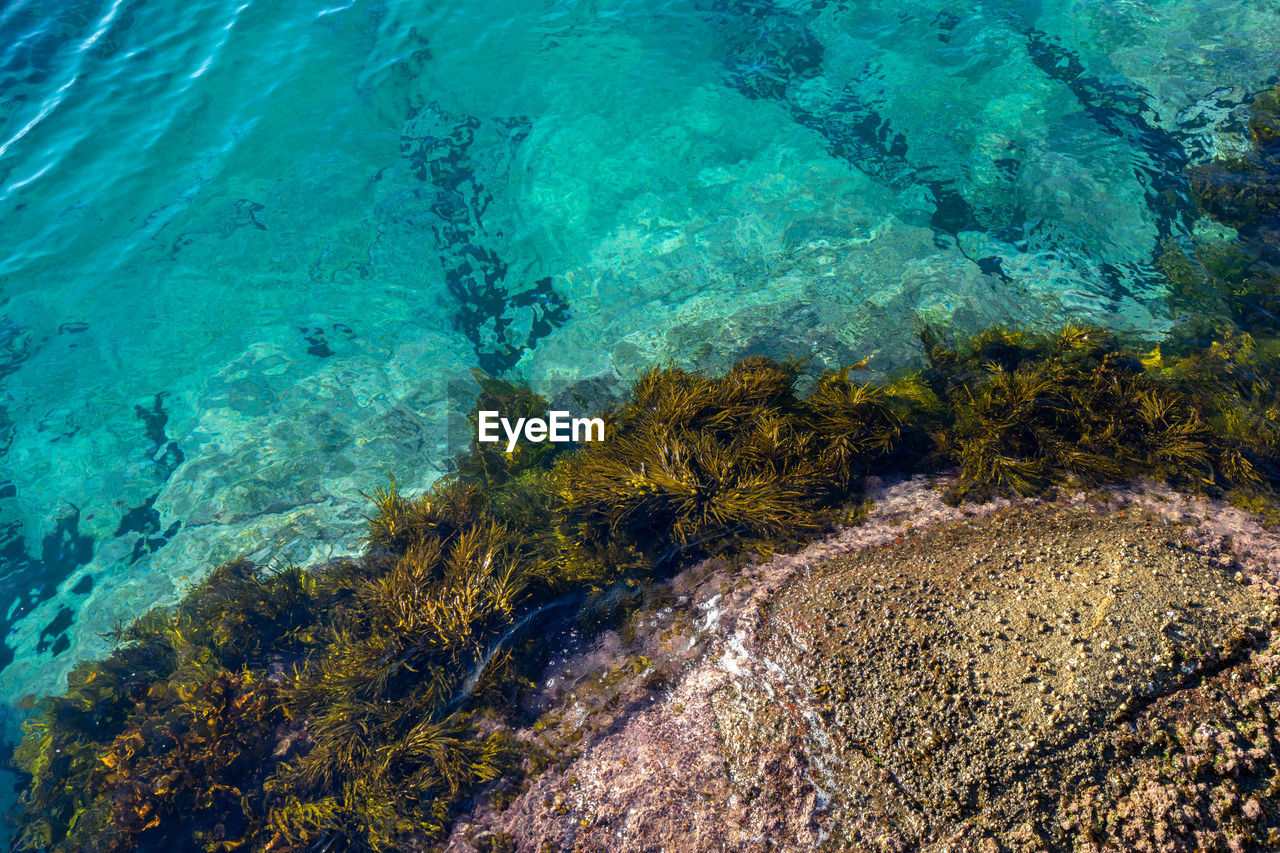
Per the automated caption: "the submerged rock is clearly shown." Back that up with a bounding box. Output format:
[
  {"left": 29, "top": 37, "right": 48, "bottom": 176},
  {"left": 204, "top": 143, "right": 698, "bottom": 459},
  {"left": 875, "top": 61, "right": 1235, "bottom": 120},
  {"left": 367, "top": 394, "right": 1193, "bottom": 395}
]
[{"left": 451, "top": 480, "right": 1280, "bottom": 852}]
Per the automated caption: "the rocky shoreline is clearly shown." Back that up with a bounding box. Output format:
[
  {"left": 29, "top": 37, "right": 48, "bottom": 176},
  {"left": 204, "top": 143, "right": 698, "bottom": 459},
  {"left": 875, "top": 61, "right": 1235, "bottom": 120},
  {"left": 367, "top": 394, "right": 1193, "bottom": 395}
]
[
  {"left": 451, "top": 476, "right": 1280, "bottom": 852},
  {"left": 13, "top": 319, "right": 1280, "bottom": 851}
]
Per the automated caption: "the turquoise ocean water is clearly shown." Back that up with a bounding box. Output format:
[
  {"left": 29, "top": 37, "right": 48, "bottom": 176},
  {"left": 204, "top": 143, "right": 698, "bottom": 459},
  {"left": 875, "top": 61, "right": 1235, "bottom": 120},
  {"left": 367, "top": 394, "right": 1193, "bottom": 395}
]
[{"left": 0, "top": 0, "right": 1277, "bottom": 723}]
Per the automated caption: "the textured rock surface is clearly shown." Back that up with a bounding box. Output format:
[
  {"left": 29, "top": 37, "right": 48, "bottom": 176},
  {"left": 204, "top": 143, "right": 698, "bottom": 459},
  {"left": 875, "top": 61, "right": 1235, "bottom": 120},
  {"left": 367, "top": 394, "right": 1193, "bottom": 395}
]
[
  {"left": 448, "top": 478, "right": 1280, "bottom": 852},
  {"left": 749, "top": 505, "right": 1269, "bottom": 848}
]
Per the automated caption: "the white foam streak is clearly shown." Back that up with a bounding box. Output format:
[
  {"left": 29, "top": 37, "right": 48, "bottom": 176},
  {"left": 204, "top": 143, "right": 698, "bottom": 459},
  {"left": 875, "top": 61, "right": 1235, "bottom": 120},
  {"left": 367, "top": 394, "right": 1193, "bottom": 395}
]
[
  {"left": 316, "top": 0, "right": 357, "bottom": 19},
  {"left": 0, "top": 74, "right": 78, "bottom": 160},
  {"left": 0, "top": 162, "right": 53, "bottom": 201},
  {"left": 80, "top": 0, "right": 126, "bottom": 52},
  {"left": 190, "top": 1, "right": 253, "bottom": 80}
]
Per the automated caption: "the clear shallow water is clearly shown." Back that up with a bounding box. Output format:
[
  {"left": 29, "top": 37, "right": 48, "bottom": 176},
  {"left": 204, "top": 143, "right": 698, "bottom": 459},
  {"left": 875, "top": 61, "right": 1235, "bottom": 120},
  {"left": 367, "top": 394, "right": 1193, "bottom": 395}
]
[{"left": 0, "top": 0, "right": 1277, "bottom": 706}]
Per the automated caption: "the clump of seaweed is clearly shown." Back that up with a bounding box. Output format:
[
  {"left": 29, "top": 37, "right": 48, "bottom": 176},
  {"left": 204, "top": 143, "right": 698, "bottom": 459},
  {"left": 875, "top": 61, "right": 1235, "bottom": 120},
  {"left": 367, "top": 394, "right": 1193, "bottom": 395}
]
[
  {"left": 555, "top": 356, "right": 900, "bottom": 564},
  {"left": 10, "top": 484, "right": 548, "bottom": 852},
  {"left": 1144, "top": 79, "right": 1280, "bottom": 519},
  {"left": 271, "top": 487, "right": 536, "bottom": 847},
  {"left": 919, "top": 323, "right": 1265, "bottom": 501},
  {"left": 10, "top": 559, "right": 322, "bottom": 851},
  {"left": 453, "top": 371, "right": 565, "bottom": 495}
]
